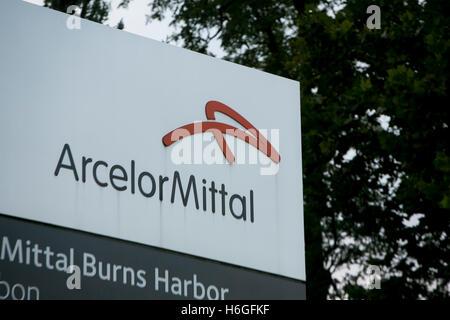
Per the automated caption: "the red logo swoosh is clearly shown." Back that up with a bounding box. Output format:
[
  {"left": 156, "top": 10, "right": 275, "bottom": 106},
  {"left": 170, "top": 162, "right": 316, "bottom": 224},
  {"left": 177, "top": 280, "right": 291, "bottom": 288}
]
[{"left": 162, "top": 101, "right": 280, "bottom": 164}]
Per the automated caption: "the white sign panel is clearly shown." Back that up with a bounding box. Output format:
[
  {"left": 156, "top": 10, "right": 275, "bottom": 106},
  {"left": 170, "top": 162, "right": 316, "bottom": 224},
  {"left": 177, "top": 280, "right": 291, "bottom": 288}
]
[{"left": 0, "top": 0, "right": 305, "bottom": 280}]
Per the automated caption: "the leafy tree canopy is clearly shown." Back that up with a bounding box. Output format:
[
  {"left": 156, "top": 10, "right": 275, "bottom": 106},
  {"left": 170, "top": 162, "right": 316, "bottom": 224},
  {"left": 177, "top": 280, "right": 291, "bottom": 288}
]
[{"left": 44, "top": 0, "right": 110, "bottom": 23}]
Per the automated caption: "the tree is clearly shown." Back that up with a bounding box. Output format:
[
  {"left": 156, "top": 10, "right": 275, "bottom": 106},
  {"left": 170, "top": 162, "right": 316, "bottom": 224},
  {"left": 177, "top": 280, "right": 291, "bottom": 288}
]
[
  {"left": 43, "top": 0, "right": 110, "bottom": 23},
  {"left": 116, "top": 18, "right": 125, "bottom": 30},
  {"left": 146, "top": 0, "right": 449, "bottom": 300},
  {"left": 42, "top": 0, "right": 450, "bottom": 299}
]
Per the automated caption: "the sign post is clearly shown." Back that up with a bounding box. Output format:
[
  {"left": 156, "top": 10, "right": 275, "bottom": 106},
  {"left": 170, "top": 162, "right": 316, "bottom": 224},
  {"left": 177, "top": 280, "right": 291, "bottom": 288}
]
[{"left": 0, "top": 0, "right": 305, "bottom": 299}]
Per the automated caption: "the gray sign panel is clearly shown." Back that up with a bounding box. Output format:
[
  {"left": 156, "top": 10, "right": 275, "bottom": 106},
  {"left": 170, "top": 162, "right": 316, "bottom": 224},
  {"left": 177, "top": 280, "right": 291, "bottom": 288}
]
[{"left": 0, "top": 214, "right": 305, "bottom": 300}]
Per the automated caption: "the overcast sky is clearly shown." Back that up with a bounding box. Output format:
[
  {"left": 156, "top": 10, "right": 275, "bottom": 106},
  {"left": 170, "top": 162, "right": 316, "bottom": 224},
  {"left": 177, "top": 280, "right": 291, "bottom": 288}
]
[{"left": 24, "top": 0, "right": 225, "bottom": 56}]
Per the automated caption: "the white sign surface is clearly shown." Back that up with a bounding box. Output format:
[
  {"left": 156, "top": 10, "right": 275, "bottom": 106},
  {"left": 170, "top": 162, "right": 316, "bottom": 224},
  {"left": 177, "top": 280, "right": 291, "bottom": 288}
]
[{"left": 0, "top": 0, "right": 305, "bottom": 280}]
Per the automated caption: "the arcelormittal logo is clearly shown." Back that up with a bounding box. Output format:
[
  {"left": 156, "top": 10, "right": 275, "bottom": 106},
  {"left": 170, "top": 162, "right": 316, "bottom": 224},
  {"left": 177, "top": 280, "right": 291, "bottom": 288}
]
[{"left": 162, "top": 101, "right": 281, "bottom": 164}]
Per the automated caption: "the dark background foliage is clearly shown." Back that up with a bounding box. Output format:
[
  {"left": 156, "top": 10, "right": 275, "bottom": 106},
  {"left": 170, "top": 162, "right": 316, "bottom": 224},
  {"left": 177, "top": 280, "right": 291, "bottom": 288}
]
[{"left": 42, "top": 0, "right": 449, "bottom": 299}]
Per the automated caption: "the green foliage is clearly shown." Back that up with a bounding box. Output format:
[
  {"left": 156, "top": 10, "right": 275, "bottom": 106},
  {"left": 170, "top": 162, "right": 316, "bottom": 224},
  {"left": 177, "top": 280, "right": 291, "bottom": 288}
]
[
  {"left": 146, "top": 0, "right": 449, "bottom": 299},
  {"left": 44, "top": 0, "right": 110, "bottom": 23},
  {"left": 116, "top": 18, "right": 125, "bottom": 30}
]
